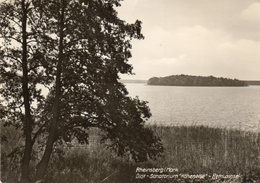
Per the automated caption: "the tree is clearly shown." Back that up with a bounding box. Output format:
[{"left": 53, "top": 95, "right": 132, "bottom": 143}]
[
  {"left": 0, "top": 0, "right": 47, "bottom": 182},
  {"left": 0, "top": 0, "right": 163, "bottom": 182}
]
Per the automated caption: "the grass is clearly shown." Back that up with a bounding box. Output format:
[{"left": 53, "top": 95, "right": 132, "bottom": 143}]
[
  {"left": 1, "top": 125, "right": 260, "bottom": 183},
  {"left": 152, "top": 125, "right": 260, "bottom": 175},
  {"left": 46, "top": 125, "right": 260, "bottom": 183}
]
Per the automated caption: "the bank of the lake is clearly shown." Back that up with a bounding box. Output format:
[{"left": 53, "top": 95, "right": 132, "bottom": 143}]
[{"left": 15, "top": 125, "right": 258, "bottom": 183}]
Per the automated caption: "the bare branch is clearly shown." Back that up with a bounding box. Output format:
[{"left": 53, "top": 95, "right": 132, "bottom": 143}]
[
  {"left": 0, "top": 35, "right": 22, "bottom": 44},
  {"left": 3, "top": 54, "right": 22, "bottom": 64},
  {"left": 0, "top": 14, "right": 22, "bottom": 28},
  {"left": 32, "top": 121, "right": 48, "bottom": 144}
]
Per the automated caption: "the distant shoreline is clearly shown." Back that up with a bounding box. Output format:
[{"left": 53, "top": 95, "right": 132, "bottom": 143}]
[
  {"left": 120, "top": 79, "right": 147, "bottom": 84},
  {"left": 245, "top": 80, "right": 260, "bottom": 85},
  {"left": 148, "top": 75, "right": 248, "bottom": 86},
  {"left": 121, "top": 79, "right": 260, "bottom": 86}
]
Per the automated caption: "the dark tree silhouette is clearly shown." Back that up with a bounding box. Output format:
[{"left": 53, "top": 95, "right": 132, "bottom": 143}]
[
  {"left": 0, "top": 0, "right": 47, "bottom": 182},
  {"left": 0, "top": 0, "right": 163, "bottom": 182}
]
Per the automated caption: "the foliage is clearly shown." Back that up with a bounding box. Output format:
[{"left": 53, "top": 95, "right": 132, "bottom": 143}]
[
  {"left": 2, "top": 125, "right": 259, "bottom": 183},
  {"left": 43, "top": 126, "right": 260, "bottom": 183},
  {"left": 0, "top": 0, "right": 163, "bottom": 182}
]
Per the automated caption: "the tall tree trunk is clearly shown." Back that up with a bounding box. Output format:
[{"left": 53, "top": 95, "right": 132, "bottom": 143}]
[
  {"left": 20, "top": 0, "right": 33, "bottom": 183},
  {"left": 35, "top": 0, "right": 66, "bottom": 180}
]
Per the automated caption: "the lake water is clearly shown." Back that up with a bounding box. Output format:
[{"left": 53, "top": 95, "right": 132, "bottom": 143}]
[{"left": 125, "top": 83, "right": 260, "bottom": 131}]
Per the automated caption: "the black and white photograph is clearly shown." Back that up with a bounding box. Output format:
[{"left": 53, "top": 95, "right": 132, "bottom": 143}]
[{"left": 0, "top": 0, "right": 260, "bottom": 183}]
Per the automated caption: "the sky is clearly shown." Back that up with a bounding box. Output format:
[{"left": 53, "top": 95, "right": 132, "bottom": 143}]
[{"left": 117, "top": 0, "right": 260, "bottom": 80}]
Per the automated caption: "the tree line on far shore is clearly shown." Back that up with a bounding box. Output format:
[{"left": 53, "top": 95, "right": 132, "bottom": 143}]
[{"left": 147, "top": 75, "right": 248, "bottom": 86}]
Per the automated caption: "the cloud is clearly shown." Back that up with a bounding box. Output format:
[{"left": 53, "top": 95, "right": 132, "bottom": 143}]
[
  {"left": 241, "top": 3, "right": 260, "bottom": 24},
  {"left": 119, "top": 0, "right": 260, "bottom": 80},
  {"left": 128, "top": 24, "right": 260, "bottom": 80}
]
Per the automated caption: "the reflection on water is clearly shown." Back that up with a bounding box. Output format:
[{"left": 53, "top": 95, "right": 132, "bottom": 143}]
[{"left": 125, "top": 83, "right": 260, "bottom": 131}]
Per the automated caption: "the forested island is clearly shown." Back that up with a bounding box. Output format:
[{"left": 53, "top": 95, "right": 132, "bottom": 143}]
[{"left": 147, "top": 75, "right": 248, "bottom": 86}]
